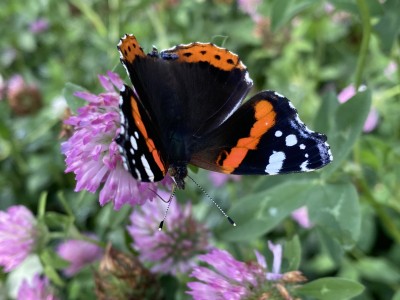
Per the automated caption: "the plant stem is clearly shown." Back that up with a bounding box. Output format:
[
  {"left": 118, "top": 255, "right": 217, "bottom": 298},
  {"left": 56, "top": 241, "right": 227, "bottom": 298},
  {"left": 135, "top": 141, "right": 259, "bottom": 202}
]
[{"left": 354, "top": 0, "right": 371, "bottom": 89}]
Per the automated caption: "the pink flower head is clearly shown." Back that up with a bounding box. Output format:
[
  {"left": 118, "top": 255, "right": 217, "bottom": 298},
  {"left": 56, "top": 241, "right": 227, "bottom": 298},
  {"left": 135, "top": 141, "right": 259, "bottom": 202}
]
[
  {"left": 62, "top": 71, "right": 169, "bottom": 209},
  {"left": 338, "top": 84, "right": 356, "bottom": 103},
  {"left": 187, "top": 241, "right": 286, "bottom": 299},
  {"left": 127, "top": 190, "right": 210, "bottom": 275},
  {"left": 0, "top": 206, "right": 37, "bottom": 272},
  {"left": 187, "top": 249, "right": 263, "bottom": 300},
  {"left": 291, "top": 206, "right": 313, "bottom": 229},
  {"left": 363, "top": 107, "right": 379, "bottom": 133},
  {"left": 56, "top": 234, "right": 103, "bottom": 277},
  {"left": 209, "top": 172, "right": 242, "bottom": 187},
  {"left": 238, "top": 0, "right": 262, "bottom": 22},
  {"left": 17, "top": 274, "right": 58, "bottom": 300},
  {"left": 29, "top": 18, "right": 49, "bottom": 34},
  {"left": 255, "top": 241, "right": 283, "bottom": 281}
]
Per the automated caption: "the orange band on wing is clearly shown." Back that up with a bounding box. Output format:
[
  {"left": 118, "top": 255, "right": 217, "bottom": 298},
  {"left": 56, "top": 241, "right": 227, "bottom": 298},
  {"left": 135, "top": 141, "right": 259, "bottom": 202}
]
[
  {"left": 118, "top": 35, "right": 145, "bottom": 63},
  {"left": 218, "top": 100, "right": 276, "bottom": 173},
  {"left": 131, "top": 97, "right": 166, "bottom": 174},
  {"left": 163, "top": 43, "right": 246, "bottom": 71}
]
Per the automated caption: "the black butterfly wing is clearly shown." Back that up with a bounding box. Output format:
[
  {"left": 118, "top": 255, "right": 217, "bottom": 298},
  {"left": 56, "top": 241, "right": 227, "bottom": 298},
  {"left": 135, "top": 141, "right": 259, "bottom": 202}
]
[
  {"left": 117, "top": 34, "right": 252, "bottom": 149},
  {"left": 116, "top": 84, "right": 167, "bottom": 182},
  {"left": 190, "top": 91, "right": 333, "bottom": 175}
]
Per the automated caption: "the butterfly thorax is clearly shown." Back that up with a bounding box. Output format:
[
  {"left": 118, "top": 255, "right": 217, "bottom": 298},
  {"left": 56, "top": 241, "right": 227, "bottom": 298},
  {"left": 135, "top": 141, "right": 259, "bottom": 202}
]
[{"left": 168, "top": 163, "right": 188, "bottom": 189}]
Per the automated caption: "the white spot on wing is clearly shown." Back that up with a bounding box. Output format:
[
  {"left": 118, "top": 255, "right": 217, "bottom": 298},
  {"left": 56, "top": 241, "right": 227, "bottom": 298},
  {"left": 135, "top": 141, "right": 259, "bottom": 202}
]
[
  {"left": 265, "top": 151, "right": 286, "bottom": 175},
  {"left": 135, "top": 168, "right": 141, "bottom": 180},
  {"left": 134, "top": 131, "right": 139, "bottom": 139},
  {"left": 300, "top": 144, "right": 306, "bottom": 150},
  {"left": 275, "top": 131, "right": 282, "bottom": 137},
  {"left": 300, "top": 160, "right": 310, "bottom": 172},
  {"left": 120, "top": 111, "right": 125, "bottom": 124},
  {"left": 130, "top": 136, "right": 138, "bottom": 150},
  {"left": 285, "top": 134, "right": 298, "bottom": 147},
  {"left": 274, "top": 91, "right": 284, "bottom": 98},
  {"left": 244, "top": 71, "right": 253, "bottom": 84},
  {"left": 122, "top": 63, "right": 130, "bottom": 79},
  {"left": 141, "top": 155, "right": 154, "bottom": 181}
]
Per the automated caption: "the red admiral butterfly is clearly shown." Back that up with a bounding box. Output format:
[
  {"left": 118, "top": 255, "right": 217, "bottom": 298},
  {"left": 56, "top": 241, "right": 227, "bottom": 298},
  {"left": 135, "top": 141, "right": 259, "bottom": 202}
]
[{"left": 116, "top": 34, "right": 333, "bottom": 190}]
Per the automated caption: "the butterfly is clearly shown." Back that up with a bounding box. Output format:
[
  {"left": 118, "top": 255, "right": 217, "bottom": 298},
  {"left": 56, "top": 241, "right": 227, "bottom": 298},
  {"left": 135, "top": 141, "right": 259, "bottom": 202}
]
[{"left": 116, "top": 34, "right": 333, "bottom": 190}]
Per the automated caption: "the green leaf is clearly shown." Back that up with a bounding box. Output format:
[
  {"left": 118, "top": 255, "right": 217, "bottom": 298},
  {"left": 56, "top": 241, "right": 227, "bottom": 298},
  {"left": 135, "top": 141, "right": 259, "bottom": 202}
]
[
  {"left": 159, "top": 275, "right": 179, "bottom": 300},
  {"left": 62, "top": 82, "right": 88, "bottom": 114},
  {"left": 40, "top": 249, "right": 70, "bottom": 270},
  {"left": 308, "top": 182, "right": 361, "bottom": 248},
  {"left": 216, "top": 181, "right": 315, "bottom": 241},
  {"left": 355, "top": 257, "right": 400, "bottom": 284},
  {"left": 365, "top": 0, "right": 384, "bottom": 17},
  {"left": 329, "top": 0, "right": 358, "bottom": 14},
  {"left": 317, "top": 228, "right": 344, "bottom": 265},
  {"left": 374, "top": 0, "right": 400, "bottom": 54},
  {"left": 314, "top": 91, "right": 339, "bottom": 136},
  {"left": 44, "top": 211, "right": 74, "bottom": 230},
  {"left": 297, "top": 277, "right": 365, "bottom": 300},
  {"left": 284, "top": 235, "right": 302, "bottom": 271},
  {"left": 270, "top": 0, "right": 291, "bottom": 32},
  {"left": 43, "top": 265, "right": 65, "bottom": 287},
  {"left": 270, "top": 0, "right": 315, "bottom": 31},
  {"left": 392, "top": 290, "right": 400, "bottom": 300},
  {"left": 322, "top": 89, "right": 371, "bottom": 177}
]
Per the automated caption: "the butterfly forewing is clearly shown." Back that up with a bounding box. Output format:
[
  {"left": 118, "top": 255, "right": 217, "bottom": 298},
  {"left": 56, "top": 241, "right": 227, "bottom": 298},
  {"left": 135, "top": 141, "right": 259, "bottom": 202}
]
[
  {"left": 118, "top": 35, "right": 252, "bottom": 142},
  {"left": 116, "top": 84, "right": 167, "bottom": 182}
]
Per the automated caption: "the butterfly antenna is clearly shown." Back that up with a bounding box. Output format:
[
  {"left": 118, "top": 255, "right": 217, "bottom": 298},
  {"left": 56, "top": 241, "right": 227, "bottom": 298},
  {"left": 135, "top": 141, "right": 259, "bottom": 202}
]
[
  {"left": 148, "top": 188, "right": 170, "bottom": 203},
  {"left": 158, "top": 185, "right": 176, "bottom": 231},
  {"left": 187, "top": 175, "right": 236, "bottom": 226}
]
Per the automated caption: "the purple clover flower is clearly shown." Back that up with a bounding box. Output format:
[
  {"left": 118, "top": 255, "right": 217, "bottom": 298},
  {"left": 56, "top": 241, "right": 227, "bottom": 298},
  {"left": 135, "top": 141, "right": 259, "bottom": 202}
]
[
  {"left": 17, "top": 274, "right": 58, "bottom": 300},
  {"left": 0, "top": 206, "right": 37, "bottom": 272},
  {"left": 127, "top": 190, "right": 210, "bottom": 275},
  {"left": 255, "top": 241, "right": 283, "bottom": 281},
  {"left": 29, "top": 18, "right": 49, "bottom": 34},
  {"left": 291, "top": 206, "right": 313, "bottom": 229},
  {"left": 363, "top": 107, "right": 379, "bottom": 133},
  {"left": 62, "top": 71, "right": 169, "bottom": 209},
  {"left": 56, "top": 234, "right": 103, "bottom": 276},
  {"left": 187, "top": 241, "right": 297, "bottom": 299}
]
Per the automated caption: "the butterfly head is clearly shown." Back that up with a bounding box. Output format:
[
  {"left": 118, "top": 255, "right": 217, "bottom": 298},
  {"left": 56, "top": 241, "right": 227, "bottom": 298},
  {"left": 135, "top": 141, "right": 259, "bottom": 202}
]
[{"left": 168, "top": 163, "right": 188, "bottom": 190}]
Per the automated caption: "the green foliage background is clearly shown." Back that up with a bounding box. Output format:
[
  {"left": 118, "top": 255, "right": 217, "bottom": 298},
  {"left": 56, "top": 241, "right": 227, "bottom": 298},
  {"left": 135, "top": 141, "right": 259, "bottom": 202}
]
[{"left": 0, "top": 0, "right": 399, "bottom": 299}]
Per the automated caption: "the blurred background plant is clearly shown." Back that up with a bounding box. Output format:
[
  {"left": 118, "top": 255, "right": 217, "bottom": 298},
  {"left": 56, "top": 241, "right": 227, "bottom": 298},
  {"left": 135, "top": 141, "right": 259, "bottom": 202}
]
[{"left": 0, "top": 0, "right": 399, "bottom": 299}]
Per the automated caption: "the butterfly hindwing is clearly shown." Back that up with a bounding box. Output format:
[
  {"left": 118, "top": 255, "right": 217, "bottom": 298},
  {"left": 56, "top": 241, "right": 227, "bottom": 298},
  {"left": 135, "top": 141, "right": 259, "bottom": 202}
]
[
  {"left": 116, "top": 84, "right": 167, "bottom": 182},
  {"left": 190, "top": 91, "right": 333, "bottom": 175}
]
